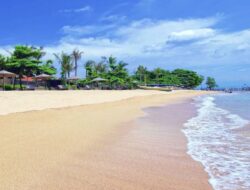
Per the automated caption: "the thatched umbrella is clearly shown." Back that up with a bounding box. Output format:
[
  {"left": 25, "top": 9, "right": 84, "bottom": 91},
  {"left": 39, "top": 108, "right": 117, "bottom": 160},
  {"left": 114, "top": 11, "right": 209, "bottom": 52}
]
[
  {"left": 68, "top": 76, "right": 80, "bottom": 81},
  {"left": 91, "top": 77, "right": 107, "bottom": 82},
  {"left": 35, "top": 74, "right": 52, "bottom": 80},
  {"left": 0, "top": 70, "right": 16, "bottom": 91},
  {"left": 67, "top": 76, "right": 80, "bottom": 89},
  {"left": 35, "top": 74, "right": 52, "bottom": 89},
  {"left": 91, "top": 77, "right": 108, "bottom": 89}
]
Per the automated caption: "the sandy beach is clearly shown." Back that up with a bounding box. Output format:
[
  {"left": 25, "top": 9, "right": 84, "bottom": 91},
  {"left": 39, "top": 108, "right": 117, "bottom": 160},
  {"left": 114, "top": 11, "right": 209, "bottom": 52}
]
[
  {"left": 0, "top": 90, "right": 213, "bottom": 189},
  {"left": 0, "top": 90, "right": 168, "bottom": 116}
]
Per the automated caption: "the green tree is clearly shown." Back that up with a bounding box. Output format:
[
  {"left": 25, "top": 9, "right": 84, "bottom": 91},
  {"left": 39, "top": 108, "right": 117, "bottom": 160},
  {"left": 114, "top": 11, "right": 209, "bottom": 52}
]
[
  {"left": 71, "top": 49, "right": 84, "bottom": 77},
  {"left": 172, "top": 69, "right": 203, "bottom": 89},
  {"left": 39, "top": 60, "right": 57, "bottom": 75},
  {"left": 54, "top": 52, "right": 73, "bottom": 79},
  {"left": 84, "top": 60, "right": 96, "bottom": 79},
  {"left": 106, "top": 56, "right": 129, "bottom": 88},
  {"left": 0, "top": 54, "right": 6, "bottom": 70},
  {"left": 152, "top": 68, "right": 167, "bottom": 84},
  {"left": 206, "top": 77, "right": 217, "bottom": 90},
  {"left": 33, "top": 46, "right": 46, "bottom": 60},
  {"left": 94, "top": 57, "right": 108, "bottom": 76},
  {"left": 135, "top": 65, "right": 148, "bottom": 85},
  {"left": 6, "top": 46, "right": 44, "bottom": 89}
]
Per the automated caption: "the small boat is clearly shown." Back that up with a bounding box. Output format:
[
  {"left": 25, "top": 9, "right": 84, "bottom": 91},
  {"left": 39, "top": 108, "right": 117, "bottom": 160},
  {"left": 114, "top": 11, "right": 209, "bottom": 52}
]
[{"left": 224, "top": 89, "right": 233, "bottom": 93}]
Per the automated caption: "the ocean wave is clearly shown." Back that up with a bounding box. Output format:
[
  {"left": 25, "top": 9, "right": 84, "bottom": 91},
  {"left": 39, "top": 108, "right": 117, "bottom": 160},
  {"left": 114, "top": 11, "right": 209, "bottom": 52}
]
[{"left": 183, "top": 96, "right": 250, "bottom": 190}]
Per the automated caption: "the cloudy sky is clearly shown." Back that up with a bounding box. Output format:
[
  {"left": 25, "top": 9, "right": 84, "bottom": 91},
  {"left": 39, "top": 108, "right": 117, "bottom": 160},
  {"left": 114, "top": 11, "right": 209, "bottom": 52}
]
[{"left": 0, "top": 0, "right": 250, "bottom": 87}]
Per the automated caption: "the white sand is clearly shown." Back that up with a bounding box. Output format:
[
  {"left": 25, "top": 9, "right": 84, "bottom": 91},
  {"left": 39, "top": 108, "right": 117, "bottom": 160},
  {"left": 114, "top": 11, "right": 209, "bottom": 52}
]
[
  {"left": 0, "top": 90, "right": 170, "bottom": 115},
  {"left": 0, "top": 90, "right": 213, "bottom": 189}
]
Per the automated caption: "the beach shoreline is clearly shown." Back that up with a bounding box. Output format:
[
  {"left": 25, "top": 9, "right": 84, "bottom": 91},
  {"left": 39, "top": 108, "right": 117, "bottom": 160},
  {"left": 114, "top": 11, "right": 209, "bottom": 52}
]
[{"left": 0, "top": 90, "right": 215, "bottom": 189}]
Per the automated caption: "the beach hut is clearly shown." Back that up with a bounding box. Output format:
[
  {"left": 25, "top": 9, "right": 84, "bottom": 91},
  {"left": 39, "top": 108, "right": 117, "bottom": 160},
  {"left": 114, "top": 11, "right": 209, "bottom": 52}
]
[{"left": 0, "top": 70, "right": 16, "bottom": 91}]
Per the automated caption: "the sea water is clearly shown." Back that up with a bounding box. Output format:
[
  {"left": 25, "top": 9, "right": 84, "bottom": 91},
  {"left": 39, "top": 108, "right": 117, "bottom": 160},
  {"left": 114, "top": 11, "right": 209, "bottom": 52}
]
[{"left": 183, "top": 92, "right": 250, "bottom": 190}]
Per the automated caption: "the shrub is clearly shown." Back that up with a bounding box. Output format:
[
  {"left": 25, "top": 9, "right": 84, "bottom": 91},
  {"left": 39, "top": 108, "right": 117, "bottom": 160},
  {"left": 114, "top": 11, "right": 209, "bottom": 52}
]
[{"left": 0, "top": 84, "right": 14, "bottom": 91}]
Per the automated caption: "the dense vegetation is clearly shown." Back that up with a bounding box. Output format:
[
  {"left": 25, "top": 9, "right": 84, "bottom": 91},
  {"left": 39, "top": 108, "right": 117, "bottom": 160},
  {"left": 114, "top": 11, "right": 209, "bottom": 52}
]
[
  {"left": 206, "top": 77, "right": 217, "bottom": 90},
  {"left": 1, "top": 46, "right": 56, "bottom": 89},
  {"left": 134, "top": 66, "right": 204, "bottom": 89},
  {"left": 0, "top": 45, "right": 213, "bottom": 90}
]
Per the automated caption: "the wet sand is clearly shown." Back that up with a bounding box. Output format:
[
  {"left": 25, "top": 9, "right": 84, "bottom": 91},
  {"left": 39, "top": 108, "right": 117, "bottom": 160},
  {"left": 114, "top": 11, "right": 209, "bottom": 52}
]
[
  {"left": 0, "top": 90, "right": 213, "bottom": 189},
  {"left": 42, "top": 102, "right": 212, "bottom": 190}
]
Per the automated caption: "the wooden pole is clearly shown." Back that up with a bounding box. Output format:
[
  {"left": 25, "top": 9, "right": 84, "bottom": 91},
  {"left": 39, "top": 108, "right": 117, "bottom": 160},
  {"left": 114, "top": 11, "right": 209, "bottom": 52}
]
[{"left": 3, "top": 74, "right": 5, "bottom": 91}]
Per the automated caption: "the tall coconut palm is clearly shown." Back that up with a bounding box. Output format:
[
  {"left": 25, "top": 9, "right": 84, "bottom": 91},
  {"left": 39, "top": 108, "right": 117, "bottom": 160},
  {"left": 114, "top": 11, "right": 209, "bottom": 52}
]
[
  {"left": 54, "top": 52, "right": 73, "bottom": 79},
  {"left": 71, "top": 49, "right": 84, "bottom": 77},
  {"left": 84, "top": 60, "right": 95, "bottom": 79},
  {"left": 94, "top": 62, "right": 108, "bottom": 75}
]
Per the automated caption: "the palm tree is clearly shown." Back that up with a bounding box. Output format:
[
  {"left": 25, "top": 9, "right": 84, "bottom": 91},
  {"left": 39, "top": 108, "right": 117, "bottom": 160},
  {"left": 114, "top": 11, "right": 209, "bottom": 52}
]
[
  {"left": 33, "top": 46, "right": 46, "bottom": 61},
  {"left": 136, "top": 65, "right": 148, "bottom": 85},
  {"left": 106, "top": 56, "right": 129, "bottom": 88},
  {"left": 54, "top": 52, "right": 73, "bottom": 79},
  {"left": 153, "top": 68, "right": 165, "bottom": 84},
  {"left": 94, "top": 62, "right": 108, "bottom": 75},
  {"left": 71, "top": 49, "right": 84, "bottom": 77},
  {"left": 84, "top": 60, "right": 95, "bottom": 79}
]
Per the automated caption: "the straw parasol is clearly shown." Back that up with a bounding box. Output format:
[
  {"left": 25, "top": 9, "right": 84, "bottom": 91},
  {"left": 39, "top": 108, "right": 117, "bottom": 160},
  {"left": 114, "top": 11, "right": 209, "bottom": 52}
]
[
  {"left": 91, "top": 77, "right": 108, "bottom": 82},
  {"left": 35, "top": 74, "right": 52, "bottom": 89},
  {"left": 67, "top": 76, "right": 80, "bottom": 81},
  {"left": 0, "top": 70, "right": 16, "bottom": 91},
  {"left": 35, "top": 74, "right": 52, "bottom": 80},
  {"left": 91, "top": 77, "right": 108, "bottom": 89}
]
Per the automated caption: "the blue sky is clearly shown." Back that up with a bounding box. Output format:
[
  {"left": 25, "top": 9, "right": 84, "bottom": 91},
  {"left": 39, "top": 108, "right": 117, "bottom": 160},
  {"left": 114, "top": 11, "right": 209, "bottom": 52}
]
[{"left": 0, "top": 0, "right": 250, "bottom": 87}]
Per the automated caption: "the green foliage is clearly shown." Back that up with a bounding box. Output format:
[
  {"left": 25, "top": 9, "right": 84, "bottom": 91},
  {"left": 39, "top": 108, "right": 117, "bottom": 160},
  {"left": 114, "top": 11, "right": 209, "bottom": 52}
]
[
  {"left": 6, "top": 46, "right": 41, "bottom": 76},
  {"left": 0, "top": 46, "right": 57, "bottom": 90},
  {"left": 5, "top": 46, "right": 44, "bottom": 89},
  {"left": 83, "top": 56, "right": 134, "bottom": 89},
  {"left": 134, "top": 67, "right": 203, "bottom": 89},
  {"left": 0, "top": 45, "right": 209, "bottom": 91},
  {"left": 39, "top": 60, "right": 57, "bottom": 75},
  {"left": 71, "top": 49, "right": 84, "bottom": 77},
  {"left": 135, "top": 65, "right": 148, "bottom": 84},
  {"left": 106, "top": 56, "right": 129, "bottom": 87},
  {"left": 0, "top": 54, "right": 7, "bottom": 70},
  {"left": 0, "top": 84, "right": 13, "bottom": 91},
  {"left": 172, "top": 69, "right": 204, "bottom": 89},
  {"left": 84, "top": 60, "right": 97, "bottom": 79},
  {"left": 206, "top": 77, "right": 217, "bottom": 90},
  {"left": 54, "top": 52, "right": 73, "bottom": 79}
]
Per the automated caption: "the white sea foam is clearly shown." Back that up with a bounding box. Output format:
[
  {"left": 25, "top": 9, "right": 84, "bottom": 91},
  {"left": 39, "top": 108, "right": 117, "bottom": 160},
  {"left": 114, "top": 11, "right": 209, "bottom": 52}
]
[{"left": 183, "top": 96, "right": 250, "bottom": 190}]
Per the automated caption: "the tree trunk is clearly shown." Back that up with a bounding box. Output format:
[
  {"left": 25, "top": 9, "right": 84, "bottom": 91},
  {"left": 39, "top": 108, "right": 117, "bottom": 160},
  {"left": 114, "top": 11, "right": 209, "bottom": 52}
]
[
  {"left": 19, "top": 75, "right": 23, "bottom": 90},
  {"left": 13, "top": 77, "right": 16, "bottom": 90},
  {"left": 75, "top": 60, "right": 77, "bottom": 77}
]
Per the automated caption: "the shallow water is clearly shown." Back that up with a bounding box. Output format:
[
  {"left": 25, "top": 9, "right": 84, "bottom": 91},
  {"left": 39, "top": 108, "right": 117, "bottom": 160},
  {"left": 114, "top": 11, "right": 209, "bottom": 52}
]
[{"left": 183, "top": 93, "right": 250, "bottom": 190}]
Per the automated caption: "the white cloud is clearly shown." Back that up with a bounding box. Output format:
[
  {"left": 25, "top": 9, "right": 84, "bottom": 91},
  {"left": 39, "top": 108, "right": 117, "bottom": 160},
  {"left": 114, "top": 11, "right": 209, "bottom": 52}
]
[
  {"left": 49, "top": 17, "right": 221, "bottom": 58},
  {"left": 100, "top": 15, "right": 127, "bottom": 23},
  {"left": 59, "top": 6, "right": 92, "bottom": 13},
  {"left": 168, "top": 28, "right": 216, "bottom": 41},
  {"left": 62, "top": 24, "right": 117, "bottom": 36},
  {"left": 2, "top": 15, "right": 249, "bottom": 85}
]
